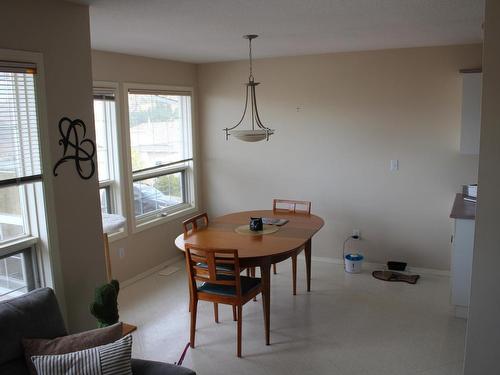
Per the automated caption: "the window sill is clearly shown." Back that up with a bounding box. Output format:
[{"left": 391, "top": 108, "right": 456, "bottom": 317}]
[
  {"left": 133, "top": 205, "right": 197, "bottom": 234},
  {"left": 107, "top": 229, "right": 128, "bottom": 244}
]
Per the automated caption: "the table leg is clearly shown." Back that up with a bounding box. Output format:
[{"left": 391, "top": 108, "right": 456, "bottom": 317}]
[
  {"left": 260, "top": 261, "right": 271, "bottom": 345},
  {"left": 305, "top": 239, "right": 312, "bottom": 292}
]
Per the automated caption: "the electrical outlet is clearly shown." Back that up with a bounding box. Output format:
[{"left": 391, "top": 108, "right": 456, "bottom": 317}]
[
  {"left": 118, "top": 248, "right": 125, "bottom": 259},
  {"left": 352, "top": 229, "right": 361, "bottom": 239}
]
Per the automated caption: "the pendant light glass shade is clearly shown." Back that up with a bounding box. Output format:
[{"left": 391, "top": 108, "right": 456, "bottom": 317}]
[
  {"left": 229, "top": 129, "right": 272, "bottom": 142},
  {"left": 224, "top": 35, "right": 274, "bottom": 142}
]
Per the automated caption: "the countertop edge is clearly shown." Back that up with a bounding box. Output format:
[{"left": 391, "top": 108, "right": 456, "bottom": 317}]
[{"left": 450, "top": 193, "right": 476, "bottom": 220}]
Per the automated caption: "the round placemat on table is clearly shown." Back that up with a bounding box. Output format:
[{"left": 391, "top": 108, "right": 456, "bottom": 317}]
[{"left": 235, "top": 224, "right": 280, "bottom": 236}]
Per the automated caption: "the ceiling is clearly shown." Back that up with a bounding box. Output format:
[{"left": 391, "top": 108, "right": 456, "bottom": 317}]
[{"left": 78, "top": 0, "right": 484, "bottom": 63}]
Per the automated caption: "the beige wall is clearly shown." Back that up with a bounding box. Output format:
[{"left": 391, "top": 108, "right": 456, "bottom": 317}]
[
  {"left": 464, "top": 1, "right": 500, "bottom": 373},
  {"left": 92, "top": 50, "right": 197, "bottom": 87},
  {"left": 91, "top": 50, "right": 199, "bottom": 282},
  {"left": 198, "top": 45, "right": 481, "bottom": 271},
  {"left": 1, "top": 0, "right": 105, "bottom": 331}
]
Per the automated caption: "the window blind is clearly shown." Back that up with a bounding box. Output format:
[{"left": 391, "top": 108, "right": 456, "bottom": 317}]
[
  {"left": 0, "top": 63, "right": 42, "bottom": 188},
  {"left": 93, "top": 88, "right": 115, "bottom": 102}
]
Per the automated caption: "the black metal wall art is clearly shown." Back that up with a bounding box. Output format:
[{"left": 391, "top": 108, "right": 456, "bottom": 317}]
[{"left": 53, "top": 117, "right": 96, "bottom": 180}]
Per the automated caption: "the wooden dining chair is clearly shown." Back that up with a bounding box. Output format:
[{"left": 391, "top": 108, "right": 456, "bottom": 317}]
[
  {"left": 273, "top": 199, "right": 312, "bottom": 215},
  {"left": 185, "top": 245, "right": 263, "bottom": 357},
  {"left": 183, "top": 213, "right": 211, "bottom": 315},
  {"left": 183, "top": 212, "right": 252, "bottom": 277},
  {"left": 183, "top": 212, "right": 250, "bottom": 318},
  {"left": 272, "top": 199, "right": 312, "bottom": 295},
  {"left": 183, "top": 212, "right": 209, "bottom": 236}
]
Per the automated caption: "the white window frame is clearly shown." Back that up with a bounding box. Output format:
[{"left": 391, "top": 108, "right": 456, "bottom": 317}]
[
  {"left": 93, "top": 81, "right": 127, "bottom": 242},
  {"left": 0, "top": 49, "right": 61, "bottom": 302},
  {"left": 123, "top": 83, "right": 198, "bottom": 233}
]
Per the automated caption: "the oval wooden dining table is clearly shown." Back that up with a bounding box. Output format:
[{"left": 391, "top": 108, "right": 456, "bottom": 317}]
[{"left": 174, "top": 210, "right": 324, "bottom": 345}]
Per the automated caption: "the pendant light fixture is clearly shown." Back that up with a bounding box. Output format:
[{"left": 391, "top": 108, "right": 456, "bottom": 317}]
[{"left": 224, "top": 35, "right": 274, "bottom": 142}]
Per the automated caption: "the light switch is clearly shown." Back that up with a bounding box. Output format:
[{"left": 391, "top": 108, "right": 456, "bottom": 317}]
[{"left": 390, "top": 159, "right": 399, "bottom": 172}]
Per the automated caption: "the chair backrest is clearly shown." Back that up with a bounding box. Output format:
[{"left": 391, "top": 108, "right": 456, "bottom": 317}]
[
  {"left": 185, "top": 245, "right": 242, "bottom": 298},
  {"left": 272, "top": 199, "right": 311, "bottom": 214},
  {"left": 183, "top": 213, "right": 209, "bottom": 235}
]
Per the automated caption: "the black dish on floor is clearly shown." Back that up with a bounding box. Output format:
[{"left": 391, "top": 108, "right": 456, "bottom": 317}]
[{"left": 387, "top": 261, "right": 407, "bottom": 271}]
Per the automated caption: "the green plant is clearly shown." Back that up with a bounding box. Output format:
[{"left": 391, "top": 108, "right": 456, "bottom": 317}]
[
  {"left": 90, "top": 279, "right": 120, "bottom": 328},
  {"left": 154, "top": 173, "right": 182, "bottom": 198}
]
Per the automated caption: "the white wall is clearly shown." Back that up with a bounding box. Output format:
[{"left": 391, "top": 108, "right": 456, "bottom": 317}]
[
  {"left": 198, "top": 45, "right": 481, "bottom": 271},
  {"left": 1, "top": 0, "right": 105, "bottom": 332},
  {"left": 464, "top": 1, "right": 500, "bottom": 373}
]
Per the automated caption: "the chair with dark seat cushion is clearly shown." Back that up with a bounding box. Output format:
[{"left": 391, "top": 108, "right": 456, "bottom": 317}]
[
  {"left": 198, "top": 275, "right": 261, "bottom": 296},
  {"left": 182, "top": 212, "right": 249, "bottom": 322},
  {"left": 0, "top": 288, "right": 195, "bottom": 375},
  {"left": 185, "top": 245, "right": 264, "bottom": 357},
  {"left": 182, "top": 213, "right": 222, "bottom": 321}
]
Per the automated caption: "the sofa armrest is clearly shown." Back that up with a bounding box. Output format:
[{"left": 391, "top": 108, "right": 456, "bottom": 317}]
[{"left": 131, "top": 358, "right": 195, "bottom": 375}]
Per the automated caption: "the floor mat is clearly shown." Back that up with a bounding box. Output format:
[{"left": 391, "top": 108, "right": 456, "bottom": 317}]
[{"left": 372, "top": 270, "right": 420, "bottom": 284}]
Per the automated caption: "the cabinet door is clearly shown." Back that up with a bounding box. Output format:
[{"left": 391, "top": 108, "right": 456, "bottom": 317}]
[
  {"left": 451, "top": 219, "right": 475, "bottom": 307},
  {"left": 460, "top": 73, "right": 482, "bottom": 155}
]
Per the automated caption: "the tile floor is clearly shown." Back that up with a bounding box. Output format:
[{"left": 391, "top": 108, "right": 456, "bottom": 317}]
[{"left": 119, "top": 258, "right": 466, "bottom": 375}]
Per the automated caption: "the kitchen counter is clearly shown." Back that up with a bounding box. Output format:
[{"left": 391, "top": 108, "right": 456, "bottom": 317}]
[
  {"left": 450, "top": 193, "right": 476, "bottom": 318},
  {"left": 450, "top": 193, "right": 476, "bottom": 220}
]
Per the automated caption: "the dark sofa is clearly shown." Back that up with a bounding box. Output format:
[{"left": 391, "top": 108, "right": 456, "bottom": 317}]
[{"left": 0, "top": 288, "right": 195, "bottom": 375}]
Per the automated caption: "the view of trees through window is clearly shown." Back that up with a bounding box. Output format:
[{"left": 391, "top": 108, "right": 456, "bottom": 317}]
[
  {"left": 133, "top": 173, "right": 183, "bottom": 216},
  {"left": 128, "top": 94, "right": 186, "bottom": 170},
  {"left": 128, "top": 92, "right": 191, "bottom": 219},
  {"left": 129, "top": 95, "right": 179, "bottom": 130},
  {"left": 154, "top": 173, "right": 181, "bottom": 198}
]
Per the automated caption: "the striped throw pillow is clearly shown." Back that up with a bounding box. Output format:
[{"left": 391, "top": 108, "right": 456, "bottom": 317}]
[{"left": 31, "top": 334, "right": 132, "bottom": 375}]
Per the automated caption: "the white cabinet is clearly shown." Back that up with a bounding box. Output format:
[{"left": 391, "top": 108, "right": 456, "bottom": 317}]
[
  {"left": 451, "top": 218, "right": 475, "bottom": 318},
  {"left": 460, "top": 72, "right": 482, "bottom": 155}
]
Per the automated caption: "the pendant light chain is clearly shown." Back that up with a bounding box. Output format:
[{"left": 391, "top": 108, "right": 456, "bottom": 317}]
[{"left": 249, "top": 37, "right": 254, "bottom": 81}]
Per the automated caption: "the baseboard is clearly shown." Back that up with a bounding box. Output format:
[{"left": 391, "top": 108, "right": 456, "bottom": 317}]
[
  {"left": 298, "top": 255, "right": 450, "bottom": 277},
  {"left": 404, "top": 265, "right": 450, "bottom": 277},
  {"left": 121, "top": 255, "right": 184, "bottom": 289},
  {"left": 121, "top": 253, "right": 449, "bottom": 288}
]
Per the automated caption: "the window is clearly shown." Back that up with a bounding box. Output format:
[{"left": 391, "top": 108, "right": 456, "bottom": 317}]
[
  {"left": 126, "top": 87, "right": 195, "bottom": 226},
  {"left": 0, "top": 245, "right": 37, "bottom": 301},
  {"left": 0, "top": 61, "right": 44, "bottom": 298},
  {"left": 94, "top": 90, "right": 118, "bottom": 215},
  {"left": 94, "top": 86, "right": 126, "bottom": 236}
]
